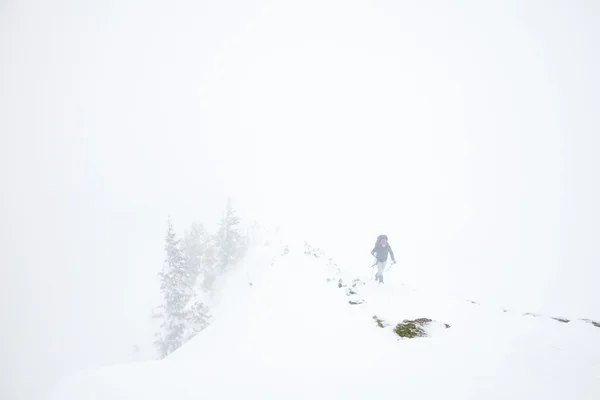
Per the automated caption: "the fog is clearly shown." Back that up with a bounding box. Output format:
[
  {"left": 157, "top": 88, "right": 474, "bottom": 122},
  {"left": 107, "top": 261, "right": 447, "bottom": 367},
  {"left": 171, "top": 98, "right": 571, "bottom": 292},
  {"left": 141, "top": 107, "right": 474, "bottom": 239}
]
[{"left": 1, "top": 1, "right": 599, "bottom": 399}]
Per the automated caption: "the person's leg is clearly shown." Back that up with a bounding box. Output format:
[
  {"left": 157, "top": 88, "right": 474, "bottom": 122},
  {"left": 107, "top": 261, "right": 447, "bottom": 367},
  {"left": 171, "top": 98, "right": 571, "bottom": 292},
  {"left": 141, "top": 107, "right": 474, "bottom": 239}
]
[{"left": 377, "top": 261, "right": 386, "bottom": 283}]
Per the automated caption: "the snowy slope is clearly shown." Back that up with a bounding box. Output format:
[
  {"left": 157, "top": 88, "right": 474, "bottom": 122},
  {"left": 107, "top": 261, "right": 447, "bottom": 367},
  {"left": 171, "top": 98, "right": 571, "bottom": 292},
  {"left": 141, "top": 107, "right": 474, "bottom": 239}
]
[{"left": 44, "top": 233, "right": 600, "bottom": 400}]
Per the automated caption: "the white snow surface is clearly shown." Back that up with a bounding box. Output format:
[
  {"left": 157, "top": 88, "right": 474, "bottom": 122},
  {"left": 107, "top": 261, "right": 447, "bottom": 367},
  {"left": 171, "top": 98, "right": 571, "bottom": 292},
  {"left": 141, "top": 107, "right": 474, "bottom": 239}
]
[{"left": 45, "top": 233, "right": 600, "bottom": 400}]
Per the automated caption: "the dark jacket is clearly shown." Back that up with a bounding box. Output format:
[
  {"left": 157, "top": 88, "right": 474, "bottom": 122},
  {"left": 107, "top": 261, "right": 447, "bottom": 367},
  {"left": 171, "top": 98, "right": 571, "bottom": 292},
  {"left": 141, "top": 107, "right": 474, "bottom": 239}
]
[{"left": 371, "top": 243, "right": 395, "bottom": 262}]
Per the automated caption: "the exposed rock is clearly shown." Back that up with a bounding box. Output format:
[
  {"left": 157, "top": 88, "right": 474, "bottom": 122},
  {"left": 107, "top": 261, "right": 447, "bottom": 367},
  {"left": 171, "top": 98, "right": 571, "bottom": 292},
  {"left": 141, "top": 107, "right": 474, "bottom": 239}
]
[
  {"left": 581, "top": 319, "right": 600, "bottom": 328},
  {"left": 551, "top": 317, "right": 570, "bottom": 323},
  {"left": 303, "top": 241, "right": 311, "bottom": 255},
  {"left": 327, "top": 258, "right": 338, "bottom": 269},
  {"left": 346, "top": 287, "right": 357, "bottom": 296},
  {"left": 303, "top": 241, "right": 325, "bottom": 258},
  {"left": 349, "top": 299, "right": 365, "bottom": 305},
  {"left": 352, "top": 279, "right": 366, "bottom": 288},
  {"left": 372, "top": 315, "right": 389, "bottom": 328},
  {"left": 523, "top": 312, "right": 542, "bottom": 318}
]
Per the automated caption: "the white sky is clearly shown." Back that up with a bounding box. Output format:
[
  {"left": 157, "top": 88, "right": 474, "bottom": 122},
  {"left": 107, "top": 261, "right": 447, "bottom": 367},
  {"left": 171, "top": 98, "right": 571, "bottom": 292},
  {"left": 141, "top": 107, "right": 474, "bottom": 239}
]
[{"left": 1, "top": 1, "right": 599, "bottom": 399}]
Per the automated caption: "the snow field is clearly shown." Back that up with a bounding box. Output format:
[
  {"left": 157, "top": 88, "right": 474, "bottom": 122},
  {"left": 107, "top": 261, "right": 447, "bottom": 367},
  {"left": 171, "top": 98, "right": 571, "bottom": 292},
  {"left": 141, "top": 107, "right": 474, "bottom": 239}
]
[{"left": 44, "top": 237, "right": 600, "bottom": 400}]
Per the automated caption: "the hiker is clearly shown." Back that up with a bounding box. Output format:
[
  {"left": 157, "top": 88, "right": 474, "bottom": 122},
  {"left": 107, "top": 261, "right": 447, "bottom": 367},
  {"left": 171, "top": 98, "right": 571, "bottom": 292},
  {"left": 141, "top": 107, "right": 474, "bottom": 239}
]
[{"left": 371, "top": 234, "right": 396, "bottom": 283}]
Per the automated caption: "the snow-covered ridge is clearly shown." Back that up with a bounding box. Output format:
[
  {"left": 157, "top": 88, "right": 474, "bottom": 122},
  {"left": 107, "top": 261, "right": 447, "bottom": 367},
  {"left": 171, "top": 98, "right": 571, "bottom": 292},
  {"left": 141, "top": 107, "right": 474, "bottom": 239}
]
[
  {"left": 44, "top": 232, "right": 600, "bottom": 400},
  {"left": 302, "top": 240, "right": 600, "bottom": 334}
]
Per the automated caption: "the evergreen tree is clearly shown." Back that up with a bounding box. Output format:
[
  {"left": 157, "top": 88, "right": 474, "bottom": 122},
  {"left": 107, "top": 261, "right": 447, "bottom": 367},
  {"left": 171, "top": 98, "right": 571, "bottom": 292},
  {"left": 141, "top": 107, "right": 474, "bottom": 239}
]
[
  {"left": 181, "top": 221, "right": 208, "bottom": 289},
  {"left": 181, "top": 221, "right": 213, "bottom": 338},
  {"left": 152, "top": 201, "right": 248, "bottom": 355},
  {"left": 214, "top": 198, "right": 246, "bottom": 272},
  {"left": 183, "top": 294, "right": 212, "bottom": 342},
  {"left": 153, "top": 216, "right": 192, "bottom": 359},
  {"left": 201, "top": 234, "right": 218, "bottom": 290}
]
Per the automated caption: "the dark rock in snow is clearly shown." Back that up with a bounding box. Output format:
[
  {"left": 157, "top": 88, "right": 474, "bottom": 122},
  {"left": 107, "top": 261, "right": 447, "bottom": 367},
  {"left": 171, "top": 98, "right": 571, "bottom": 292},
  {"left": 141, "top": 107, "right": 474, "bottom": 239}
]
[
  {"left": 372, "top": 315, "right": 389, "bottom": 328},
  {"left": 523, "top": 312, "right": 542, "bottom": 318},
  {"left": 581, "top": 319, "right": 600, "bottom": 328},
  {"left": 352, "top": 279, "right": 366, "bottom": 288}
]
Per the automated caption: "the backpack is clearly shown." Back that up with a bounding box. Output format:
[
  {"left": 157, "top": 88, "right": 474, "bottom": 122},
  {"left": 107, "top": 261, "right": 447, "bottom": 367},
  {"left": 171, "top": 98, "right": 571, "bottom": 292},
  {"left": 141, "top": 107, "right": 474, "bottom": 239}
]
[{"left": 374, "top": 234, "right": 388, "bottom": 249}]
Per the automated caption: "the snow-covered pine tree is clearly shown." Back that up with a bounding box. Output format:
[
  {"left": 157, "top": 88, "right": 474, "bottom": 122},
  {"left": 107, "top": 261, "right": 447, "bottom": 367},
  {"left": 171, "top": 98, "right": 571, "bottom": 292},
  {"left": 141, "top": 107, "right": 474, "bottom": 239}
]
[
  {"left": 180, "top": 221, "right": 213, "bottom": 340},
  {"left": 201, "top": 234, "right": 218, "bottom": 290},
  {"left": 214, "top": 198, "right": 246, "bottom": 273},
  {"left": 181, "top": 222, "right": 208, "bottom": 289},
  {"left": 183, "top": 292, "right": 212, "bottom": 343},
  {"left": 153, "top": 216, "right": 192, "bottom": 359}
]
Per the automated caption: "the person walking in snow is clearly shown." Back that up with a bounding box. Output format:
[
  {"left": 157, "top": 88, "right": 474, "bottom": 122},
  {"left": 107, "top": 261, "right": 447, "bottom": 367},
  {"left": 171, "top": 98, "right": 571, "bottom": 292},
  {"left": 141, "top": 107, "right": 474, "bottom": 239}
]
[{"left": 371, "top": 234, "right": 396, "bottom": 283}]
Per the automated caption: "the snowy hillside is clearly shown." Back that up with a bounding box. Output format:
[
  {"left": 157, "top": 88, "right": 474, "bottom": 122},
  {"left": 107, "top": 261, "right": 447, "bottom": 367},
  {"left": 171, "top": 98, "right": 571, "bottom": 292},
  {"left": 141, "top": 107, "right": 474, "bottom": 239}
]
[{"left": 44, "top": 233, "right": 600, "bottom": 400}]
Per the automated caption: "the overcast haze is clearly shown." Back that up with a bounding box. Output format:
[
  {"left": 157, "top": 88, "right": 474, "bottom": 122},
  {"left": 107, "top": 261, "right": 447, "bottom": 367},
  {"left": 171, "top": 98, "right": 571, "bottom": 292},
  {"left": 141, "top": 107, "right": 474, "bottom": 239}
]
[{"left": 1, "top": 1, "right": 599, "bottom": 399}]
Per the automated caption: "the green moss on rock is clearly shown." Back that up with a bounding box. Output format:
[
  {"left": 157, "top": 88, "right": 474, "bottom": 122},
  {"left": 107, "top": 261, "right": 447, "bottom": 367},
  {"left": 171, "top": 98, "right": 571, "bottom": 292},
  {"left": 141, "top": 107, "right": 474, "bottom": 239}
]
[{"left": 394, "top": 319, "right": 429, "bottom": 338}]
